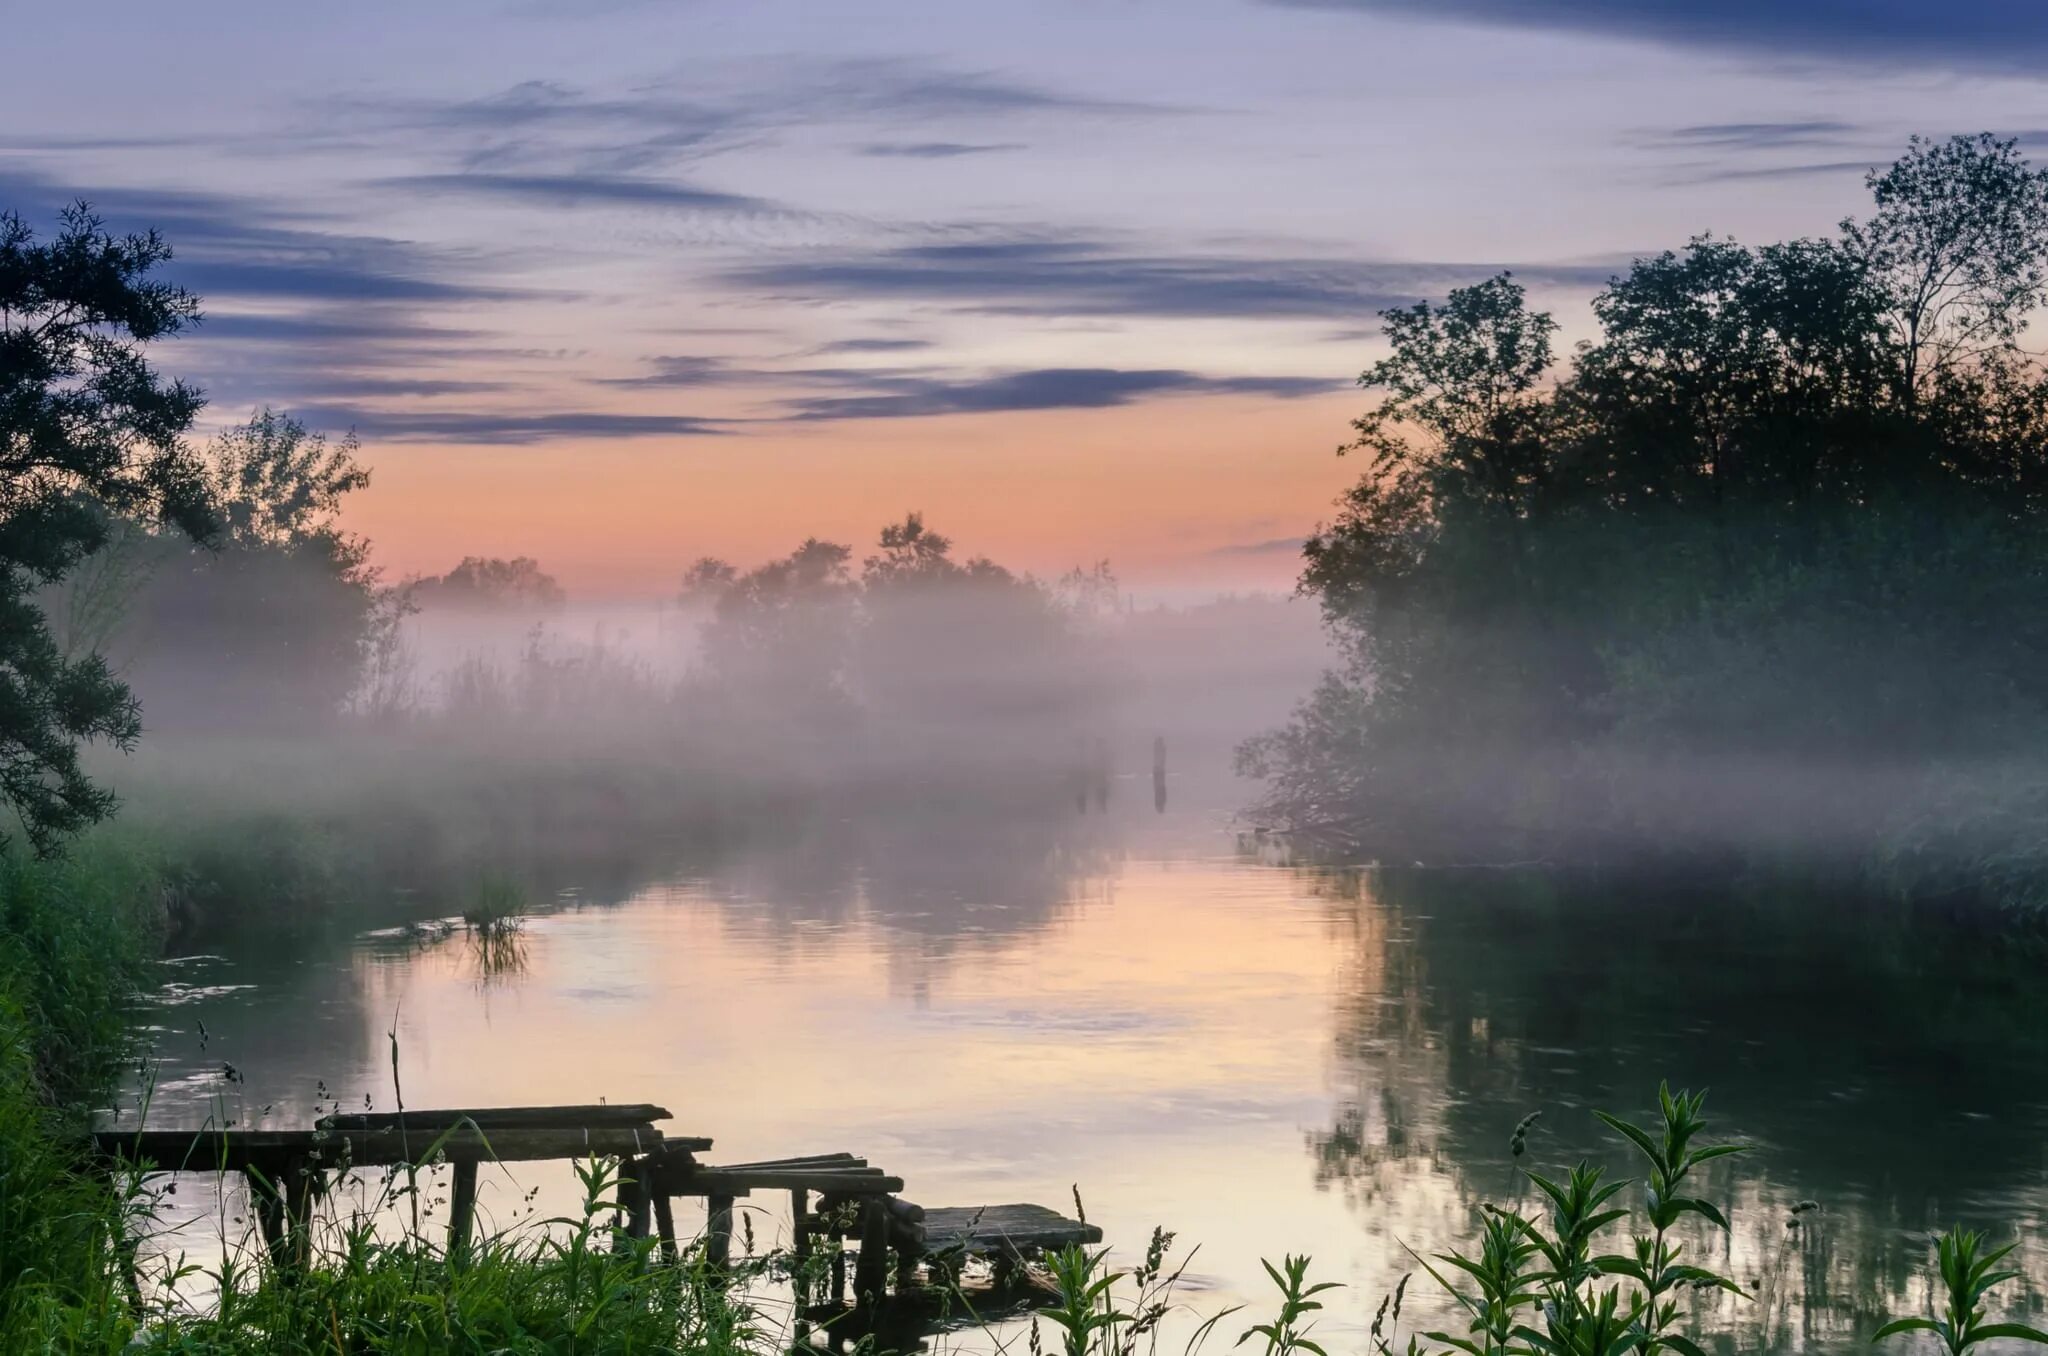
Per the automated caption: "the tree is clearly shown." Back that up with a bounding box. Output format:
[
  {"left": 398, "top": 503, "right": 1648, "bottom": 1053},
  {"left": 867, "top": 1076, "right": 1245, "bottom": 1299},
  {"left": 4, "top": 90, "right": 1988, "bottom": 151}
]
[
  {"left": 410, "top": 555, "right": 565, "bottom": 611},
  {"left": 0, "top": 204, "right": 214, "bottom": 853},
  {"left": 1248, "top": 134, "right": 2048, "bottom": 872},
  {"left": 1841, "top": 133, "right": 2048, "bottom": 407},
  {"left": 1344, "top": 272, "right": 1557, "bottom": 516},
  {"left": 116, "top": 411, "right": 384, "bottom": 732}
]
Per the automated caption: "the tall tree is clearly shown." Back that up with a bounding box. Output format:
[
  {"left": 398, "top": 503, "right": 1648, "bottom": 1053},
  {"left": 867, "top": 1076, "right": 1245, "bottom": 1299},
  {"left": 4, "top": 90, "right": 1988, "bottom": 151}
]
[{"left": 0, "top": 204, "right": 213, "bottom": 853}]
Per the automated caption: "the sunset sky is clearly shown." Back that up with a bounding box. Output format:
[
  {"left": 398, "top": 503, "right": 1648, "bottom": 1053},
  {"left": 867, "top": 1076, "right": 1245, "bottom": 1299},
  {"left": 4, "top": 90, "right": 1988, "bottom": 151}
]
[{"left": 6, "top": 0, "right": 2046, "bottom": 597}]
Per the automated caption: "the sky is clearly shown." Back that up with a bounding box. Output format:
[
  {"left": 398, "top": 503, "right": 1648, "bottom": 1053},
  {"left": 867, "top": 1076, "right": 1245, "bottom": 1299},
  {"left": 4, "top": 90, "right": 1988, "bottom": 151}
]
[{"left": 6, "top": 0, "right": 2048, "bottom": 598}]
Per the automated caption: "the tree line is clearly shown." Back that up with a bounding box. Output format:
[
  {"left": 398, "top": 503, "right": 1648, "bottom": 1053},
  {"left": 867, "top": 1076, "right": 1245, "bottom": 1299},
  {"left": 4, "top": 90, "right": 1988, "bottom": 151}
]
[
  {"left": 1, "top": 204, "right": 1123, "bottom": 851},
  {"left": 1243, "top": 134, "right": 2048, "bottom": 889}
]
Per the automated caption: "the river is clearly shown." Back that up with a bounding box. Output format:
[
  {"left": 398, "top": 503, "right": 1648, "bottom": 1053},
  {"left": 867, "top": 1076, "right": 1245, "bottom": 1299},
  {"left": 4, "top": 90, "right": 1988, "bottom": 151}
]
[{"left": 125, "top": 787, "right": 2048, "bottom": 1352}]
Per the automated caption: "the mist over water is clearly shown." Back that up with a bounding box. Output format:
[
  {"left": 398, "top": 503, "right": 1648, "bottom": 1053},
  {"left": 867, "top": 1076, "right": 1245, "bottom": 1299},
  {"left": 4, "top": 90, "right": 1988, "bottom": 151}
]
[{"left": 125, "top": 792, "right": 2048, "bottom": 1354}]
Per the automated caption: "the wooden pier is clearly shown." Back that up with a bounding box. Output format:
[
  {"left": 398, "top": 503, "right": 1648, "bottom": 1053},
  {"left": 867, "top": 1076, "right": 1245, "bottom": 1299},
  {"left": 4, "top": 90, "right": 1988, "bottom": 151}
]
[{"left": 91, "top": 1101, "right": 1101, "bottom": 1324}]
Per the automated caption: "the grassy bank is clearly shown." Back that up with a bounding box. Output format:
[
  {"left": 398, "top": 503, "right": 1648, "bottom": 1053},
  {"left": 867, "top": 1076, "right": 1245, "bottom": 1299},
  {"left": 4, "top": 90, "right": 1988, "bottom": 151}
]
[{"left": 0, "top": 841, "right": 160, "bottom": 1348}]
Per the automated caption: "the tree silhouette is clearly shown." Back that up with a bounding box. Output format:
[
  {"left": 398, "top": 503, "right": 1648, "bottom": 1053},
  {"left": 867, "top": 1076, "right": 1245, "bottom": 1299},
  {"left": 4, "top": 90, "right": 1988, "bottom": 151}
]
[{"left": 0, "top": 204, "right": 214, "bottom": 853}]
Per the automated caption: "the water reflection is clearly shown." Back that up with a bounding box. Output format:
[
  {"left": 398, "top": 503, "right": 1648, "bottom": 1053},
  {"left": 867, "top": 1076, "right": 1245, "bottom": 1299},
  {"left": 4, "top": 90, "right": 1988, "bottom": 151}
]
[
  {"left": 1306, "top": 866, "right": 2048, "bottom": 1352},
  {"left": 125, "top": 820, "right": 2048, "bottom": 1353}
]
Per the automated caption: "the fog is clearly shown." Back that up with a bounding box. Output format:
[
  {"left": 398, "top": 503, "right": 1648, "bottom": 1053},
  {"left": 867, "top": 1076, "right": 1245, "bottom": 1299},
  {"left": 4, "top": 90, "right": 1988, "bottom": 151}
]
[{"left": 61, "top": 506, "right": 1335, "bottom": 907}]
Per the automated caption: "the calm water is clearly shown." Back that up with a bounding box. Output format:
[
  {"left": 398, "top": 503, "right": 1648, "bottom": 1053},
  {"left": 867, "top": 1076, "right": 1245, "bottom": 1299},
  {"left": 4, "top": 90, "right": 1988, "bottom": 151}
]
[{"left": 126, "top": 796, "right": 2048, "bottom": 1352}]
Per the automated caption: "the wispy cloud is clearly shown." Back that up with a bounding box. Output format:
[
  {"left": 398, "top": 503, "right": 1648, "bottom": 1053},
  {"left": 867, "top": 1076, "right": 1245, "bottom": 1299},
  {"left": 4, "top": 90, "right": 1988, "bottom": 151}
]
[
  {"left": 784, "top": 367, "right": 1343, "bottom": 420},
  {"left": 375, "top": 171, "right": 781, "bottom": 213},
  {"left": 859, "top": 141, "right": 1025, "bottom": 159},
  {"left": 288, "top": 407, "right": 732, "bottom": 444},
  {"left": 0, "top": 166, "right": 553, "bottom": 422},
  {"left": 720, "top": 235, "right": 1618, "bottom": 321},
  {"left": 813, "top": 337, "right": 934, "bottom": 354},
  {"left": 0, "top": 167, "right": 513, "bottom": 307},
  {"left": 330, "top": 58, "right": 1187, "bottom": 186},
  {"left": 1208, "top": 536, "right": 1308, "bottom": 557},
  {"left": 1661, "top": 158, "right": 1877, "bottom": 186},
  {"left": 1263, "top": 0, "right": 2048, "bottom": 71},
  {"left": 1650, "top": 121, "right": 1861, "bottom": 150}
]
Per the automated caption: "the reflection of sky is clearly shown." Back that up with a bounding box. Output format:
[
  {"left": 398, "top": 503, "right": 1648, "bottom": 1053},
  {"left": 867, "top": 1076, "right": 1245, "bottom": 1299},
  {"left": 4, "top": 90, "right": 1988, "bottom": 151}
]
[
  {"left": 8, "top": 2, "right": 2047, "bottom": 593},
  {"left": 126, "top": 845, "right": 2048, "bottom": 1351}
]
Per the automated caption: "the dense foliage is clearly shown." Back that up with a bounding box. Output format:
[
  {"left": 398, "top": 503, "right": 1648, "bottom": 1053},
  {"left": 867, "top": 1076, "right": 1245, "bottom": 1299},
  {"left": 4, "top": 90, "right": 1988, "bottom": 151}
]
[
  {"left": 0, "top": 206, "right": 214, "bottom": 852},
  {"left": 1243, "top": 135, "right": 2048, "bottom": 889},
  {"left": 86, "top": 411, "right": 391, "bottom": 733}
]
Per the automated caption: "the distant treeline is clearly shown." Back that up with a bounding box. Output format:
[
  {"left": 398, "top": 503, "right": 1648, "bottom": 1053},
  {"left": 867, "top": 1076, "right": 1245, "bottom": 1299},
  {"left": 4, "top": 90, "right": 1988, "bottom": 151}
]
[{"left": 1242, "top": 134, "right": 2048, "bottom": 902}]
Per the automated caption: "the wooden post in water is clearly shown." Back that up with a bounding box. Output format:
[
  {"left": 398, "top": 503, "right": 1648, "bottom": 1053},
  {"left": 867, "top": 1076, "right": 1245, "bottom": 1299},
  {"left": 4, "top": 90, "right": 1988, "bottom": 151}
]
[
  {"left": 706, "top": 1194, "right": 735, "bottom": 1273},
  {"left": 282, "top": 1155, "right": 313, "bottom": 1272},
  {"left": 791, "top": 1189, "right": 812, "bottom": 1303},
  {"left": 613, "top": 1155, "right": 650, "bottom": 1254},
  {"left": 1152, "top": 735, "right": 1167, "bottom": 813},
  {"left": 829, "top": 1216, "right": 848, "bottom": 1303},
  {"left": 252, "top": 1158, "right": 289, "bottom": 1273},
  {"left": 852, "top": 1196, "right": 891, "bottom": 1322},
  {"left": 447, "top": 1160, "right": 479, "bottom": 1263},
  {"left": 652, "top": 1191, "right": 678, "bottom": 1266}
]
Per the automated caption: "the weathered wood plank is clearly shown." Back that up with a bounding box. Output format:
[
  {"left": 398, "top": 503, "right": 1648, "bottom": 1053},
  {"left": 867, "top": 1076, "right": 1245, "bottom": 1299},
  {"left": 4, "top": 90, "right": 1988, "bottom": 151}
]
[
  {"left": 685, "top": 1169, "right": 902, "bottom": 1195},
  {"left": 317, "top": 1104, "right": 675, "bottom": 1131},
  {"left": 918, "top": 1204, "right": 1103, "bottom": 1255},
  {"left": 93, "top": 1125, "right": 670, "bottom": 1170},
  {"left": 713, "top": 1153, "right": 866, "bottom": 1171}
]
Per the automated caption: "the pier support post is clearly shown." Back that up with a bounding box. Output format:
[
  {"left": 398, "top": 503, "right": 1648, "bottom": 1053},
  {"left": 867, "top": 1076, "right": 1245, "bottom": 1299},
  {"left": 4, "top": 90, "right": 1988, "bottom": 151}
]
[
  {"left": 791, "top": 1189, "right": 812, "bottom": 1302},
  {"left": 448, "top": 1160, "right": 479, "bottom": 1262},
  {"left": 653, "top": 1191, "right": 678, "bottom": 1266},
  {"left": 706, "top": 1194, "right": 734, "bottom": 1273},
  {"left": 852, "top": 1197, "right": 890, "bottom": 1322}
]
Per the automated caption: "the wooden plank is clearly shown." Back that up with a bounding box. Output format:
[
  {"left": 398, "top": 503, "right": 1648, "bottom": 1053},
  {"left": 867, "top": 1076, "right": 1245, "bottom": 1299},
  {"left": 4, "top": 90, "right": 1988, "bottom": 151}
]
[
  {"left": 714, "top": 1153, "right": 866, "bottom": 1171},
  {"left": 317, "top": 1104, "right": 674, "bottom": 1131},
  {"left": 94, "top": 1125, "right": 671, "bottom": 1171},
  {"left": 918, "top": 1204, "right": 1103, "bottom": 1255},
  {"left": 686, "top": 1169, "right": 902, "bottom": 1195}
]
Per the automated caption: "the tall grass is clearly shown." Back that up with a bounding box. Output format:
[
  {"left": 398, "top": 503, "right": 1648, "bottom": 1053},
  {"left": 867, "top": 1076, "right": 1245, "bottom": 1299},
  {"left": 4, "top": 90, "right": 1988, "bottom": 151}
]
[{"left": 0, "top": 842, "right": 161, "bottom": 1350}]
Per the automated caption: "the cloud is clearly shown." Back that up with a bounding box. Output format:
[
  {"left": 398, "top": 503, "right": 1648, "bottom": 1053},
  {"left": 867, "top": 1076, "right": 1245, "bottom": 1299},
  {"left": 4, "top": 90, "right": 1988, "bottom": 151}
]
[
  {"left": 287, "top": 407, "right": 732, "bottom": 444},
  {"left": 1208, "top": 536, "right": 1309, "bottom": 557},
  {"left": 859, "top": 141, "right": 1025, "bottom": 159},
  {"left": 1651, "top": 121, "right": 1861, "bottom": 150},
  {"left": 1662, "top": 159, "right": 1877, "bottom": 186},
  {"left": 813, "top": 337, "right": 934, "bottom": 354},
  {"left": 783, "top": 367, "right": 1343, "bottom": 420},
  {"left": 720, "top": 236, "right": 1618, "bottom": 321},
  {"left": 376, "top": 171, "right": 779, "bottom": 213},
  {"left": 0, "top": 166, "right": 516, "bottom": 307},
  {"left": 1262, "top": 0, "right": 2048, "bottom": 71},
  {"left": 802, "top": 58, "right": 1191, "bottom": 120},
  {"left": 329, "top": 59, "right": 1184, "bottom": 185},
  {"left": 599, "top": 355, "right": 747, "bottom": 388}
]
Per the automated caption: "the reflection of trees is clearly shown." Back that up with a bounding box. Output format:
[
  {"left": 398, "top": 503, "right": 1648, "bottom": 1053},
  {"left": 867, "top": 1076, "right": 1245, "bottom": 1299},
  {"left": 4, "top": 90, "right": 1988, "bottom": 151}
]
[
  {"left": 700, "top": 805, "right": 1122, "bottom": 997},
  {"left": 1305, "top": 866, "right": 2048, "bottom": 1350}
]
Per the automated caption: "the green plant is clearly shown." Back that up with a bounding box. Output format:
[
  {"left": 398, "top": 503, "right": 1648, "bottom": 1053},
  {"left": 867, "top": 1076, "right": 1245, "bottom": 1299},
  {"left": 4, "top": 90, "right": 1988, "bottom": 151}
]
[
  {"left": 1416, "top": 1084, "right": 1744, "bottom": 1356},
  {"left": 1874, "top": 1227, "right": 2048, "bottom": 1354},
  {"left": 1238, "top": 1254, "right": 1341, "bottom": 1356}
]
